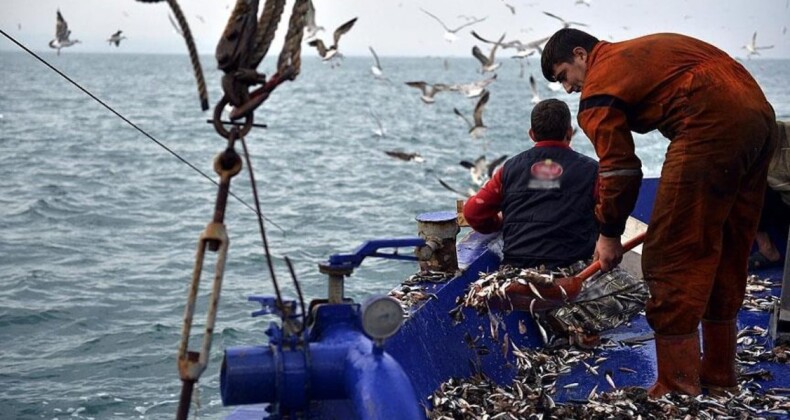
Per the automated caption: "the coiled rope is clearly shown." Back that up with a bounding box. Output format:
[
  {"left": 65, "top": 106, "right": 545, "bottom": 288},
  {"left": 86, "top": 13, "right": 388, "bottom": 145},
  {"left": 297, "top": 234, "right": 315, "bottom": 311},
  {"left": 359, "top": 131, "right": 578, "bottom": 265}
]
[
  {"left": 278, "top": 0, "right": 307, "bottom": 75},
  {"left": 251, "top": 0, "right": 286, "bottom": 68}
]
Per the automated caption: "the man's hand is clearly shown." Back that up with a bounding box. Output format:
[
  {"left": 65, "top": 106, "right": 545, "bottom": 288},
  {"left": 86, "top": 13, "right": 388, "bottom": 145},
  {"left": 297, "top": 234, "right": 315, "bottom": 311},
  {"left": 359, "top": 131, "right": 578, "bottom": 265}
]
[{"left": 593, "top": 234, "right": 624, "bottom": 272}]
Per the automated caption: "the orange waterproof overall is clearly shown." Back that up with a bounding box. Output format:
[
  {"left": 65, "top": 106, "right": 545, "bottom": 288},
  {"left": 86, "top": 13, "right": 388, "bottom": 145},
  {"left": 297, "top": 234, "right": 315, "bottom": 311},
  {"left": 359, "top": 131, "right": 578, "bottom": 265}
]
[{"left": 578, "top": 34, "right": 777, "bottom": 393}]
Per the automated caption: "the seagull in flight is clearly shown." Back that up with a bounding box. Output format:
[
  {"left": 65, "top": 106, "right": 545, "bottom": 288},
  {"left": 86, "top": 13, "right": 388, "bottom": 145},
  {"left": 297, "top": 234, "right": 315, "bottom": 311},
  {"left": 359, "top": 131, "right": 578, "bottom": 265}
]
[
  {"left": 420, "top": 8, "right": 486, "bottom": 43},
  {"left": 575, "top": 0, "right": 592, "bottom": 6},
  {"left": 405, "top": 81, "right": 450, "bottom": 104},
  {"left": 743, "top": 31, "right": 774, "bottom": 59},
  {"left": 307, "top": 17, "right": 357, "bottom": 65},
  {"left": 472, "top": 31, "right": 549, "bottom": 58},
  {"left": 437, "top": 178, "right": 474, "bottom": 198},
  {"left": 107, "top": 30, "right": 126, "bottom": 47},
  {"left": 49, "top": 9, "right": 80, "bottom": 55},
  {"left": 542, "top": 11, "right": 588, "bottom": 29},
  {"left": 304, "top": 0, "right": 324, "bottom": 40},
  {"left": 529, "top": 75, "right": 541, "bottom": 104},
  {"left": 460, "top": 154, "right": 509, "bottom": 186},
  {"left": 369, "top": 46, "right": 384, "bottom": 78},
  {"left": 369, "top": 109, "right": 387, "bottom": 137},
  {"left": 448, "top": 74, "right": 497, "bottom": 98},
  {"left": 472, "top": 33, "right": 506, "bottom": 73},
  {"left": 453, "top": 90, "right": 490, "bottom": 139},
  {"left": 385, "top": 150, "right": 425, "bottom": 163}
]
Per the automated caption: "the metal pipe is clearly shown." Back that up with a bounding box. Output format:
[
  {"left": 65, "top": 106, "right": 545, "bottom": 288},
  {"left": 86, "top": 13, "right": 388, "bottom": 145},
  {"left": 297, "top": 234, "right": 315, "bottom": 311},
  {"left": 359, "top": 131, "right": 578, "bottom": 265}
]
[
  {"left": 221, "top": 325, "right": 421, "bottom": 419},
  {"left": 416, "top": 211, "right": 460, "bottom": 273}
]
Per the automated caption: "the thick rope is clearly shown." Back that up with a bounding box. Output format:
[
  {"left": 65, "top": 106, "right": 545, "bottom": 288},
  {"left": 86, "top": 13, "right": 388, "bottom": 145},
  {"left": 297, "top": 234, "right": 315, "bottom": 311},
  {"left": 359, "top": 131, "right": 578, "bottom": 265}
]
[
  {"left": 135, "top": 0, "right": 209, "bottom": 111},
  {"left": 166, "top": 0, "right": 209, "bottom": 111},
  {"left": 251, "top": 0, "right": 287, "bottom": 69},
  {"left": 277, "top": 0, "right": 308, "bottom": 75}
]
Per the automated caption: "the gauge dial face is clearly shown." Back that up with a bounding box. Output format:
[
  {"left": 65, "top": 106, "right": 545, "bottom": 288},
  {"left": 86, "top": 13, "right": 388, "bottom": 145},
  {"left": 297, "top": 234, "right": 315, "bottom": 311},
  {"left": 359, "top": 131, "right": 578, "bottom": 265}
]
[{"left": 361, "top": 296, "right": 404, "bottom": 340}]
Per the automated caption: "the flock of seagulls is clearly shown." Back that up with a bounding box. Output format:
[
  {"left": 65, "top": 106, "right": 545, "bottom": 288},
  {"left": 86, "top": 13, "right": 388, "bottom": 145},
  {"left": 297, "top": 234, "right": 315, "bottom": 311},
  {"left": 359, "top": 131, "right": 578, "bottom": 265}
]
[
  {"left": 39, "top": 2, "right": 786, "bottom": 201},
  {"left": 48, "top": 9, "right": 126, "bottom": 54}
]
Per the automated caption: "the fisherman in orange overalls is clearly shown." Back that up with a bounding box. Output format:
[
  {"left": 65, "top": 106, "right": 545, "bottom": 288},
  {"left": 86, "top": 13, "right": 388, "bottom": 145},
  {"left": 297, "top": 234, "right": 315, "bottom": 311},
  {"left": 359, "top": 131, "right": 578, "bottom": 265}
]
[{"left": 540, "top": 29, "right": 778, "bottom": 397}]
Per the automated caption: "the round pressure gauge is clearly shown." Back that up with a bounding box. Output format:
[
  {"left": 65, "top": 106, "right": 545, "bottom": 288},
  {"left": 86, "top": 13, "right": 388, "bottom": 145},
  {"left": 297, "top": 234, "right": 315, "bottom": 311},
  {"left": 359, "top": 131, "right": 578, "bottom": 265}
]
[{"left": 360, "top": 296, "right": 404, "bottom": 340}]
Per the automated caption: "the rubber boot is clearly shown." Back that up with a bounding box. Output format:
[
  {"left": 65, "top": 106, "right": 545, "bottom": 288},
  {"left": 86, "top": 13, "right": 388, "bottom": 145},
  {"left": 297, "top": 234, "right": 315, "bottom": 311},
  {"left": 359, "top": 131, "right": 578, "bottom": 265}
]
[
  {"left": 700, "top": 319, "right": 739, "bottom": 395},
  {"left": 647, "top": 332, "right": 702, "bottom": 398}
]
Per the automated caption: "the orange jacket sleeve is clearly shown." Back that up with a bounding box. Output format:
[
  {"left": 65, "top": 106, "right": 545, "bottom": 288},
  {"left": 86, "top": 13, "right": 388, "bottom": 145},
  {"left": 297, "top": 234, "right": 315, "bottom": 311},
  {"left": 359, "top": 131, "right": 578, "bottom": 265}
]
[
  {"left": 463, "top": 168, "right": 504, "bottom": 234},
  {"left": 578, "top": 97, "right": 643, "bottom": 237}
]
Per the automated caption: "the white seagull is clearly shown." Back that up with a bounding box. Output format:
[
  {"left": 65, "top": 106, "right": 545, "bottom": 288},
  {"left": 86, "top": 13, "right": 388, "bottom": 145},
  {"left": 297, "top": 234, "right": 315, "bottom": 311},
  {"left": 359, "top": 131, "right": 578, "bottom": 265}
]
[
  {"left": 449, "top": 74, "right": 497, "bottom": 98},
  {"left": 453, "top": 90, "right": 490, "bottom": 139},
  {"left": 369, "top": 109, "right": 386, "bottom": 137},
  {"left": 420, "top": 8, "right": 486, "bottom": 43},
  {"left": 472, "top": 33, "right": 506, "bottom": 73},
  {"left": 405, "top": 81, "right": 450, "bottom": 104},
  {"left": 743, "top": 32, "right": 774, "bottom": 59},
  {"left": 472, "top": 31, "right": 549, "bottom": 58},
  {"left": 575, "top": 0, "right": 592, "bottom": 6},
  {"left": 304, "top": 0, "right": 324, "bottom": 40},
  {"left": 107, "top": 30, "right": 126, "bottom": 47},
  {"left": 307, "top": 17, "right": 357, "bottom": 64},
  {"left": 48, "top": 9, "right": 80, "bottom": 55},
  {"left": 543, "top": 11, "right": 588, "bottom": 29},
  {"left": 529, "top": 75, "right": 541, "bottom": 104},
  {"left": 369, "top": 46, "right": 384, "bottom": 78}
]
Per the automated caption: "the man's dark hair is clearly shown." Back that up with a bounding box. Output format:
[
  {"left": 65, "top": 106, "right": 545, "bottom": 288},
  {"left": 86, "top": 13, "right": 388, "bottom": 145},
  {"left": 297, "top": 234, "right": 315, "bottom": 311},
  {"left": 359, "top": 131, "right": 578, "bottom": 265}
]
[
  {"left": 540, "top": 28, "right": 600, "bottom": 82},
  {"left": 531, "top": 99, "right": 571, "bottom": 141}
]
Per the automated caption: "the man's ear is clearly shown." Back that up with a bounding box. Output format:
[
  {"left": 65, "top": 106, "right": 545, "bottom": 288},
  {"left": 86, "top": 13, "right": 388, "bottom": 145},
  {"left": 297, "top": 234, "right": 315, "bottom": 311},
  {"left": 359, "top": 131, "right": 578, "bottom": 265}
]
[
  {"left": 572, "top": 46, "right": 587, "bottom": 61},
  {"left": 565, "top": 126, "right": 574, "bottom": 142},
  {"left": 528, "top": 128, "right": 537, "bottom": 142}
]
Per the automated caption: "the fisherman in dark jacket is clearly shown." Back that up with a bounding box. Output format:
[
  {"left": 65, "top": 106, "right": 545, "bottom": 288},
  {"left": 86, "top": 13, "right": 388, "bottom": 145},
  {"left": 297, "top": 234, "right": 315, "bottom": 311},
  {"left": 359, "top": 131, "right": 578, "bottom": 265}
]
[{"left": 463, "top": 98, "right": 599, "bottom": 269}]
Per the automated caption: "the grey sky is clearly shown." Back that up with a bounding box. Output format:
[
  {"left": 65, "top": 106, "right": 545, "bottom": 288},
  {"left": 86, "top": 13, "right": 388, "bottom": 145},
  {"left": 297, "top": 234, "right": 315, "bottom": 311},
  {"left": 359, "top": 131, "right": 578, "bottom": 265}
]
[{"left": 1, "top": 0, "right": 788, "bottom": 59}]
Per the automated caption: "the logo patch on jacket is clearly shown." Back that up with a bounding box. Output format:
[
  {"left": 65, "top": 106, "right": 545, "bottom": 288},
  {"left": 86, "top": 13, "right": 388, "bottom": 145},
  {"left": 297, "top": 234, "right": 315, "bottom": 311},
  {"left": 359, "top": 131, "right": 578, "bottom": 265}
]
[{"left": 528, "top": 159, "right": 563, "bottom": 189}]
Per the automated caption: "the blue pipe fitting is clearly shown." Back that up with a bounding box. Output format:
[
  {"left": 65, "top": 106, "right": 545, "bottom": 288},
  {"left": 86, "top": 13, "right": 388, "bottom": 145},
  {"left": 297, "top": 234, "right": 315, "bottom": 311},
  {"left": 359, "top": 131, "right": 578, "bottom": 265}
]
[{"left": 221, "top": 305, "right": 422, "bottom": 419}]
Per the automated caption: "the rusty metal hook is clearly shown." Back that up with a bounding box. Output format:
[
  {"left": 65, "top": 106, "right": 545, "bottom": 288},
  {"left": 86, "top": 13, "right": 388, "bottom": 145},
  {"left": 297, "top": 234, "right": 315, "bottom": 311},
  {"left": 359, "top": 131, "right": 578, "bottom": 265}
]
[{"left": 213, "top": 94, "right": 254, "bottom": 139}]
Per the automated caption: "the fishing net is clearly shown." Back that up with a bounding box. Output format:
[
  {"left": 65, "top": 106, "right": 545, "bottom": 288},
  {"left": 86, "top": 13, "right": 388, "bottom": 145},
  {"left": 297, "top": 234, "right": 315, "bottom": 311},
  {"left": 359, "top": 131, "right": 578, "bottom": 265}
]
[{"left": 540, "top": 266, "right": 649, "bottom": 348}]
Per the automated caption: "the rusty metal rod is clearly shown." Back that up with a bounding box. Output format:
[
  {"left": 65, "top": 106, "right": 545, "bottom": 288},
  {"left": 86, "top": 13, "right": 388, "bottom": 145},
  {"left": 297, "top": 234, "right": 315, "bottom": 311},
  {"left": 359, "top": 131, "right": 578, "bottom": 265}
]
[{"left": 175, "top": 379, "right": 196, "bottom": 420}]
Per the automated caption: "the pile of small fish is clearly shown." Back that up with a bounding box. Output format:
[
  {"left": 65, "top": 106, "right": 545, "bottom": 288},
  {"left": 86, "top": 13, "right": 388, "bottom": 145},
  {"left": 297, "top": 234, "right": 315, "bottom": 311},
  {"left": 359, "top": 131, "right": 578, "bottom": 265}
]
[
  {"left": 458, "top": 263, "right": 587, "bottom": 315},
  {"left": 389, "top": 284, "right": 438, "bottom": 313},
  {"left": 427, "top": 271, "right": 789, "bottom": 419},
  {"left": 403, "top": 270, "right": 455, "bottom": 285},
  {"left": 428, "top": 338, "right": 789, "bottom": 419},
  {"left": 743, "top": 274, "right": 779, "bottom": 311},
  {"left": 389, "top": 270, "right": 454, "bottom": 313}
]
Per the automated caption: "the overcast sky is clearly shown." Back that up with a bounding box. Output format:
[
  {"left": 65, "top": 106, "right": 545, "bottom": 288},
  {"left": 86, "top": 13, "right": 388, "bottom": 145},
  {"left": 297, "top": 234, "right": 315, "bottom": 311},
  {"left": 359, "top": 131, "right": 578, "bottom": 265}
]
[{"left": 1, "top": 0, "right": 788, "bottom": 59}]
